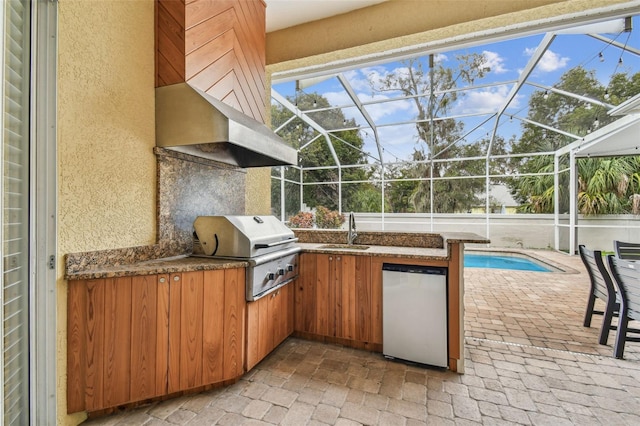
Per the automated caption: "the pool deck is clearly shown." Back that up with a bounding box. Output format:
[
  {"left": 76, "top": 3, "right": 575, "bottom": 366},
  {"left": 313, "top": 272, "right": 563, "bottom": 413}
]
[{"left": 83, "top": 249, "right": 640, "bottom": 425}]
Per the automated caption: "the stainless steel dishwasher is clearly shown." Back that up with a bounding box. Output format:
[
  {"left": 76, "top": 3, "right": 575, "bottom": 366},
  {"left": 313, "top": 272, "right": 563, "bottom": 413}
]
[{"left": 382, "top": 263, "right": 448, "bottom": 368}]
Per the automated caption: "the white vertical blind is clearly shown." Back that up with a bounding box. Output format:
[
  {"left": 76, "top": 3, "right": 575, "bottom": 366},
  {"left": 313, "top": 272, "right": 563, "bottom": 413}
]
[{"left": 3, "top": 1, "right": 31, "bottom": 424}]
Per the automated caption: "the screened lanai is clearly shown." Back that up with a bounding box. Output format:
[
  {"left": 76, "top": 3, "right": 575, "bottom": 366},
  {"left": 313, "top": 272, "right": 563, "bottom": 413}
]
[{"left": 269, "top": 8, "right": 640, "bottom": 253}]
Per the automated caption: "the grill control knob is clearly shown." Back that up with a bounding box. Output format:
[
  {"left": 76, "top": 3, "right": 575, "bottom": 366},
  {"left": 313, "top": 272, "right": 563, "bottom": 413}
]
[
  {"left": 266, "top": 272, "right": 276, "bottom": 281},
  {"left": 286, "top": 264, "right": 294, "bottom": 272},
  {"left": 277, "top": 268, "right": 285, "bottom": 276}
]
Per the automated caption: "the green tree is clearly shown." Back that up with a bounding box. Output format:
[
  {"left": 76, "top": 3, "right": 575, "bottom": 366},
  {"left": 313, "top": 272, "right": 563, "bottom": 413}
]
[
  {"left": 271, "top": 92, "right": 374, "bottom": 213},
  {"left": 371, "top": 55, "right": 509, "bottom": 213},
  {"left": 508, "top": 68, "right": 640, "bottom": 214},
  {"left": 384, "top": 164, "right": 418, "bottom": 213},
  {"left": 578, "top": 157, "right": 632, "bottom": 215}
]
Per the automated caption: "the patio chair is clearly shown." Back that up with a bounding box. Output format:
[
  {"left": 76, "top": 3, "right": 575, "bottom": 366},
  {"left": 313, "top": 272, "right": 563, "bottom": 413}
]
[
  {"left": 578, "top": 245, "right": 619, "bottom": 345},
  {"left": 613, "top": 240, "right": 640, "bottom": 260},
  {"left": 605, "top": 255, "right": 640, "bottom": 359}
]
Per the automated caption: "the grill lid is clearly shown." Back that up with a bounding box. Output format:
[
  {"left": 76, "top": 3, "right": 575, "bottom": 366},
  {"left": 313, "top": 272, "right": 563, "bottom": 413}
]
[{"left": 193, "top": 215, "right": 297, "bottom": 258}]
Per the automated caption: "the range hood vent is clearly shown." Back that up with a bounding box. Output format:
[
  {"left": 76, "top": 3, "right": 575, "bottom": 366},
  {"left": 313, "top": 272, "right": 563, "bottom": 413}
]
[{"left": 156, "top": 83, "right": 297, "bottom": 168}]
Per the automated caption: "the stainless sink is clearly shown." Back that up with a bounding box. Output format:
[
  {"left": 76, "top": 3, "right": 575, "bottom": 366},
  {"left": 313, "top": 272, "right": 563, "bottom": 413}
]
[{"left": 318, "top": 244, "right": 370, "bottom": 250}]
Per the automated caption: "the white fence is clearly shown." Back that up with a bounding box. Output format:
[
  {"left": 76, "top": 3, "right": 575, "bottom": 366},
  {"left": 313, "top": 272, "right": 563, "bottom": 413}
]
[{"left": 352, "top": 213, "right": 640, "bottom": 253}]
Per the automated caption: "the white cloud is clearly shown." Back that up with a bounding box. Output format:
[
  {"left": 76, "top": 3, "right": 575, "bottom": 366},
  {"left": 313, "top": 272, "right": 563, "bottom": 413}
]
[
  {"left": 360, "top": 65, "right": 408, "bottom": 94},
  {"left": 453, "top": 85, "right": 522, "bottom": 115},
  {"left": 322, "top": 90, "right": 415, "bottom": 127},
  {"left": 361, "top": 94, "right": 416, "bottom": 122},
  {"left": 375, "top": 125, "right": 421, "bottom": 162},
  {"left": 343, "top": 69, "right": 372, "bottom": 92},
  {"left": 434, "top": 53, "right": 448, "bottom": 64},
  {"left": 322, "top": 90, "right": 352, "bottom": 108},
  {"left": 482, "top": 50, "right": 508, "bottom": 74},
  {"left": 524, "top": 48, "right": 570, "bottom": 72}
]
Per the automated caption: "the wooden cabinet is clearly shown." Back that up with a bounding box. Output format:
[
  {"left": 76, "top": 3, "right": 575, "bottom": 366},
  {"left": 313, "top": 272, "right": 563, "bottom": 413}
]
[
  {"left": 246, "top": 281, "right": 294, "bottom": 371},
  {"left": 297, "top": 250, "right": 460, "bottom": 372},
  {"left": 168, "top": 269, "right": 245, "bottom": 393},
  {"left": 67, "top": 268, "right": 245, "bottom": 413},
  {"left": 294, "top": 253, "right": 377, "bottom": 348},
  {"left": 67, "top": 274, "right": 169, "bottom": 413}
]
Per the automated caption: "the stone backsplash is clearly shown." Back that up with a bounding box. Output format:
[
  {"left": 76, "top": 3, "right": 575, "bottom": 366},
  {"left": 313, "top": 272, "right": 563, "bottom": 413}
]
[
  {"left": 155, "top": 147, "right": 246, "bottom": 252},
  {"left": 293, "top": 229, "right": 444, "bottom": 248}
]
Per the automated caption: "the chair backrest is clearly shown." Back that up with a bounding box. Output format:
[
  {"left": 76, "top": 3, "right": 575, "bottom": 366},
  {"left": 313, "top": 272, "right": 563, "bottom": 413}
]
[
  {"left": 614, "top": 240, "right": 640, "bottom": 260},
  {"left": 579, "top": 245, "right": 616, "bottom": 302},
  {"left": 607, "top": 255, "right": 640, "bottom": 322}
]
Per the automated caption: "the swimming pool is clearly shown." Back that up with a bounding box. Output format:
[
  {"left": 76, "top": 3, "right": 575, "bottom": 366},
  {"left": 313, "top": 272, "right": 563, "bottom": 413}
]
[{"left": 464, "top": 253, "right": 555, "bottom": 272}]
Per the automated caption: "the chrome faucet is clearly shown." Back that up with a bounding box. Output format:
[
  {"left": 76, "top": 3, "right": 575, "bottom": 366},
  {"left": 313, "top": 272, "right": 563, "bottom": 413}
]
[{"left": 347, "top": 212, "right": 357, "bottom": 245}]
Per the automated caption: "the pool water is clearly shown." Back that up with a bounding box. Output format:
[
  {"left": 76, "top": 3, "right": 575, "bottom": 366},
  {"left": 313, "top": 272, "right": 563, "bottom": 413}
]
[{"left": 464, "top": 253, "right": 553, "bottom": 272}]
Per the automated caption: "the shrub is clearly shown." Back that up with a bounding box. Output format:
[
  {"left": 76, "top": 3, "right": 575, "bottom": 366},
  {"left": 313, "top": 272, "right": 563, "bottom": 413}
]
[
  {"left": 315, "top": 206, "right": 345, "bottom": 229},
  {"left": 288, "top": 211, "right": 314, "bottom": 228}
]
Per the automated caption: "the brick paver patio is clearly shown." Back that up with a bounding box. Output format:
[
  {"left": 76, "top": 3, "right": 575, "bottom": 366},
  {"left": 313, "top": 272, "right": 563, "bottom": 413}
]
[{"left": 84, "top": 250, "right": 640, "bottom": 425}]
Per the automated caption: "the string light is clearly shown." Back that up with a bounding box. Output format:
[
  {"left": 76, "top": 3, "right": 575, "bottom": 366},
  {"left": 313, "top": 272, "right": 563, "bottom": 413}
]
[
  {"left": 599, "top": 52, "right": 604, "bottom": 62},
  {"left": 604, "top": 89, "right": 610, "bottom": 100},
  {"left": 543, "top": 90, "right": 549, "bottom": 100},
  {"left": 313, "top": 98, "right": 317, "bottom": 108}
]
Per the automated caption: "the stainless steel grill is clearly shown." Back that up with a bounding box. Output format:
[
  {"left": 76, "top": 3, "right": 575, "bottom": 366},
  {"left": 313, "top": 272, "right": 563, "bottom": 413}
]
[{"left": 192, "top": 215, "right": 300, "bottom": 301}]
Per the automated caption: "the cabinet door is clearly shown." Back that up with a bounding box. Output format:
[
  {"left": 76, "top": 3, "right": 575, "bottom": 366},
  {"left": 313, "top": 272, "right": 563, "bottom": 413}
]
[
  {"left": 258, "top": 292, "right": 274, "bottom": 365},
  {"left": 172, "top": 271, "right": 205, "bottom": 392},
  {"left": 67, "top": 274, "right": 170, "bottom": 413},
  {"left": 220, "top": 267, "right": 245, "bottom": 380},
  {"left": 246, "top": 281, "right": 294, "bottom": 371},
  {"left": 286, "top": 280, "right": 295, "bottom": 336},
  {"left": 169, "top": 269, "right": 246, "bottom": 393},
  {"left": 354, "top": 256, "right": 373, "bottom": 343},
  {"left": 274, "top": 283, "right": 294, "bottom": 347},
  {"left": 335, "top": 255, "right": 354, "bottom": 340},
  {"left": 316, "top": 253, "right": 334, "bottom": 336},
  {"left": 294, "top": 253, "right": 335, "bottom": 338},
  {"left": 246, "top": 291, "right": 273, "bottom": 371},
  {"left": 295, "top": 253, "right": 318, "bottom": 334},
  {"left": 130, "top": 274, "right": 170, "bottom": 401},
  {"left": 336, "top": 255, "right": 371, "bottom": 341},
  {"left": 202, "top": 270, "right": 225, "bottom": 384},
  {"left": 294, "top": 253, "right": 372, "bottom": 341}
]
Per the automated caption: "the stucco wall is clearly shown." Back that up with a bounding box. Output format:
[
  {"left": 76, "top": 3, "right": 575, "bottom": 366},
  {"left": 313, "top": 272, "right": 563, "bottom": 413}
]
[
  {"left": 57, "top": 1, "right": 156, "bottom": 424},
  {"left": 246, "top": 168, "right": 273, "bottom": 215}
]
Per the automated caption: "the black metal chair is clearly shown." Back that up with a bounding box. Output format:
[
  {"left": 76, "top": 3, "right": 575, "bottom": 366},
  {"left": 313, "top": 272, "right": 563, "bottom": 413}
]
[
  {"left": 613, "top": 240, "right": 640, "bottom": 260},
  {"left": 606, "top": 255, "right": 640, "bottom": 359},
  {"left": 578, "top": 245, "right": 619, "bottom": 345}
]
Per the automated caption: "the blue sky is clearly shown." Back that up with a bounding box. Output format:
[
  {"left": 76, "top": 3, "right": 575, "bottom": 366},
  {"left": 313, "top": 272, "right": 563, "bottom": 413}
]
[{"left": 272, "top": 16, "right": 640, "bottom": 164}]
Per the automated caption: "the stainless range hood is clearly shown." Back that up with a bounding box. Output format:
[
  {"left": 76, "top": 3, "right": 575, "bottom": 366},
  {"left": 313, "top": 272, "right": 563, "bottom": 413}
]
[{"left": 156, "top": 83, "right": 298, "bottom": 168}]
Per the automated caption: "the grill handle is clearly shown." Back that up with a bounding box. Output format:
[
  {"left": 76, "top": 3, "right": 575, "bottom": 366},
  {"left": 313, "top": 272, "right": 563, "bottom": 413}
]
[{"left": 254, "top": 237, "right": 299, "bottom": 249}]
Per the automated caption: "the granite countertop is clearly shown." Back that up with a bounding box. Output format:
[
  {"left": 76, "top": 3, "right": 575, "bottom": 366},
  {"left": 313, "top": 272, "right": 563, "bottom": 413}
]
[
  {"left": 65, "top": 231, "right": 489, "bottom": 281},
  {"left": 65, "top": 255, "right": 248, "bottom": 281},
  {"left": 293, "top": 229, "right": 488, "bottom": 260},
  {"left": 297, "top": 243, "right": 449, "bottom": 260},
  {"left": 441, "top": 232, "right": 491, "bottom": 245}
]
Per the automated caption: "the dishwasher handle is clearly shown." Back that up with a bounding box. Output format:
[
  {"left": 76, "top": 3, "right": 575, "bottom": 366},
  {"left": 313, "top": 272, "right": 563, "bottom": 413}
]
[{"left": 382, "top": 263, "right": 446, "bottom": 275}]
